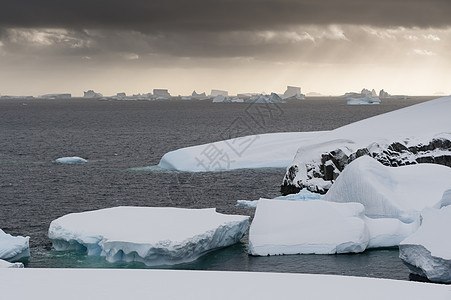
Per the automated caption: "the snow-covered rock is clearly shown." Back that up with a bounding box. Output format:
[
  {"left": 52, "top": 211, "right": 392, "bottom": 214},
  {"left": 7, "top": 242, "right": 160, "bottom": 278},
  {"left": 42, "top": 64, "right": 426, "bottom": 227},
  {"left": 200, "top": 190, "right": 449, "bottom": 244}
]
[
  {"left": 0, "top": 229, "right": 30, "bottom": 261},
  {"left": 347, "top": 97, "right": 381, "bottom": 105},
  {"left": 49, "top": 206, "right": 249, "bottom": 266},
  {"left": 323, "top": 156, "right": 451, "bottom": 222},
  {"left": 248, "top": 199, "right": 369, "bottom": 256},
  {"left": 55, "top": 157, "right": 88, "bottom": 164},
  {"left": 282, "top": 96, "right": 451, "bottom": 194},
  {"left": 2, "top": 269, "right": 450, "bottom": 300},
  {"left": 0, "top": 259, "right": 24, "bottom": 268},
  {"left": 158, "top": 131, "right": 328, "bottom": 172},
  {"left": 399, "top": 206, "right": 451, "bottom": 283}
]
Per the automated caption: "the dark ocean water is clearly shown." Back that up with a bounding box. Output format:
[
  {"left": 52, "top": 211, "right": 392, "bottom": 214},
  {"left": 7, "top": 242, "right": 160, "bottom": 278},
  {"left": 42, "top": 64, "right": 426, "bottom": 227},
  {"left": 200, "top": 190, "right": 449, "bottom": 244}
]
[{"left": 0, "top": 97, "right": 434, "bottom": 280}]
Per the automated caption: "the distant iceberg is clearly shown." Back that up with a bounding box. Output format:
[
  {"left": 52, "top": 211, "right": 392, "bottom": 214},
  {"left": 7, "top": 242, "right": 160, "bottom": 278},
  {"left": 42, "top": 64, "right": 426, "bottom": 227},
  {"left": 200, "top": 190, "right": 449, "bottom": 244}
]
[
  {"left": 0, "top": 229, "right": 30, "bottom": 261},
  {"left": 245, "top": 93, "right": 284, "bottom": 104},
  {"left": 55, "top": 157, "right": 88, "bottom": 164},
  {"left": 49, "top": 206, "right": 249, "bottom": 266},
  {"left": 347, "top": 96, "right": 381, "bottom": 105}
]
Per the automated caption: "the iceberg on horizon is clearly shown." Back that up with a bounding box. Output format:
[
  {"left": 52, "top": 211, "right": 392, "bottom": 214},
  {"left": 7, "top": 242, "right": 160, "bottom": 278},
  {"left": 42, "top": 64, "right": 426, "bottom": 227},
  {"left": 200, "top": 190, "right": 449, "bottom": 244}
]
[
  {"left": 0, "top": 229, "right": 30, "bottom": 261},
  {"left": 346, "top": 96, "right": 381, "bottom": 105},
  {"left": 49, "top": 206, "right": 249, "bottom": 266}
]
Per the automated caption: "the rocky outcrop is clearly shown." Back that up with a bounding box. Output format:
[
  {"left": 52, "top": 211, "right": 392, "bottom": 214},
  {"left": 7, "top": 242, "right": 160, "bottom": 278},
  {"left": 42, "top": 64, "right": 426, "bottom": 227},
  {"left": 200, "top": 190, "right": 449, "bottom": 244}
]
[{"left": 281, "top": 137, "right": 451, "bottom": 195}]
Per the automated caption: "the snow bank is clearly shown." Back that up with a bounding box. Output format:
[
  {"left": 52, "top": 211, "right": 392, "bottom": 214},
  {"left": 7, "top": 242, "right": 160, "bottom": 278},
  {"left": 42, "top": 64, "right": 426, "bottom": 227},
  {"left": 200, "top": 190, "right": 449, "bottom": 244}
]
[
  {"left": 248, "top": 199, "right": 369, "bottom": 255},
  {"left": 282, "top": 96, "right": 451, "bottom": 194},
  {"left": 55, "top": 156, "right": 88, "bottom": 164},
  {"left": 158, "top": 131, "right": 328, "bottom": 172},
  {"left": 323, "top": 156, "right": 451, "bottom": 222},
  {"left": 0, "top": 259, "right": 24, "bottom": 268},
  {"left": 347, "top": 97, "right": 381, "bottom": 105},
  {"left": 49, "top": 206, "right": 249, "bottom": 266},
  {"left": 0, "top": 229, "right": 30, "bottom": 261},
  {"left": 399, "top": 206, "right": 451, "bottom": 283},
  {"left": 2, "top": 269, "right": 449, "bottom": 300}
]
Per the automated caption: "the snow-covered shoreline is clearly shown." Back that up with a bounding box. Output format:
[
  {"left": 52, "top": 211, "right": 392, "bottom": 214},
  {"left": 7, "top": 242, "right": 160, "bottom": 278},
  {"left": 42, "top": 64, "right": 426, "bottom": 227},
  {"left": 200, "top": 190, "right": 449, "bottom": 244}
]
[{"left": 1, "top": 268, "right": 449, "bottom": 300}]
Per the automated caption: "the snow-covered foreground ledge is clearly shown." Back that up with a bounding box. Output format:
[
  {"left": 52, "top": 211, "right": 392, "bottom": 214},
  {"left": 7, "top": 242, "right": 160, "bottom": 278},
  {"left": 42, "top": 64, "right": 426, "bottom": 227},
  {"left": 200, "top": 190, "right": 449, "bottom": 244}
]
[
  {"left": 158, "top": 131, "right": 328, "bottom": 172},
  {"left": 282, "top": 96, "right": 451, "bottom": 194},
  {"left": 1, "top": 269, "right": 449, "bottom": 300},
  {"left": 49, "top": 206, "right": 249, "bottom": 266}
]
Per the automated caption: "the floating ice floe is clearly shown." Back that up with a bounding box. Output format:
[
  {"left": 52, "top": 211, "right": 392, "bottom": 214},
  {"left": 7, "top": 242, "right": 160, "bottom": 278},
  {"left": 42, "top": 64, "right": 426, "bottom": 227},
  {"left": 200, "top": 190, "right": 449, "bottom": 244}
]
[
  {"left": 2, "top": 269, "right": 449, "bottom": 300},
  {"left": 399, "top": 190, "right": 451, "bottom": 283},
  {"left": 0, "top": 259, "right": 24, "bottom": 268},
  {"left": 49, "top": 206, "right": 249, "bottom": 266},
  {"left": 248, "top": 199, "right": 369, "bottom": 255},
  {"left": 55, "top": 156, "right": 88, "bottom": 164},
  {"left": 346, "top": 97, "right": 381, "bottom": 105},
  {"left": 248, "top": 197, "right": 421, "bottom": 256},
  {"left": 158, "top": 131, "right": 328, "bottom": 172},
  {"left": 0, "top": 229, "right": 30, "bottom": 261},
  {"left": 282, "top": 96, "right": 451, "bottom": 194},
  {"left": 323, "top": 156, "right": 451, "bottom": 222}
]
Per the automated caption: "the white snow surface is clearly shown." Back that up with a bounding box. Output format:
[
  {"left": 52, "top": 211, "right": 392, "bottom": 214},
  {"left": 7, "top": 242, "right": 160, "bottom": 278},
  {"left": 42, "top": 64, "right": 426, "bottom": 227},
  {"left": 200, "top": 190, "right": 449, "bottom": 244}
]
[
  {"left": 323, "top": 156, "right": 451, "bottom": 222},
  {"left": 0, "top": 229, "right": 30, "bottom": 261},
  {"left": 399, "top": 206, "right": 451, "bottom": 283},
  {"left": 55, "top": 156, "right": 87, "bottom": 164},
  {"left": 48, "top": 206, "right": 249, "bottom": 266},
  {"left": 2, "top": 269, "right": 449, "bottom": 300},
  {"left": 288, "top": 96, "right": 451, "bottom": 190},
  {"left": 158, "top": 131, "right": 328, "bottom": 172},
  {"left": 0, "top": 259, "right": 24, "bottom": 268},
  {"left": 347, "top": 97, "right": 381, "bottom": 105},
  {"left": 248, "top": 199, "right": 369, "bottom": 255}
]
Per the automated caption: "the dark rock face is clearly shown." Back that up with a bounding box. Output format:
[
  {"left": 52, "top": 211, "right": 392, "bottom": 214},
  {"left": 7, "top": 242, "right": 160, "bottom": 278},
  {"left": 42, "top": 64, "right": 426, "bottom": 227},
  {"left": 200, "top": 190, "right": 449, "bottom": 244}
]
[{"left": 281, "top": 137, "right": 451, "bottom": 195}]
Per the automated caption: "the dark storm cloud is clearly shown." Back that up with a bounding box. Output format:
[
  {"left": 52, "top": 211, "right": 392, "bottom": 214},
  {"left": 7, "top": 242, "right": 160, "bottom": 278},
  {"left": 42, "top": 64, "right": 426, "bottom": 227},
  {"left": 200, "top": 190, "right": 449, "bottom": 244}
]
[{"left": 1, "top": 0, "right": 451, "bottom": 32}]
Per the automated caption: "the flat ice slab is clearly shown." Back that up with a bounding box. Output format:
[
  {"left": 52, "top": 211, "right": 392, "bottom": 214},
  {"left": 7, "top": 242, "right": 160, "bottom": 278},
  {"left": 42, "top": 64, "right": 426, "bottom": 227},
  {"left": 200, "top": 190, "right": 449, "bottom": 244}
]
[
  {"left": 2, "top": 269, "right": 449, "bottom": 300},
  {"left": 0, "top": 229, "right": 30, "bottom": 261},
  {"left": 49, "top": 206, "right": 249, "bottom": 266},
  {"left": 323, "top": 156, "right": 451, "bottom": 222},
  {"left": 158, "top": 131, "right": 328, "bottom": 172},
  {"left": 347, "top": 97, "right": 381, "bottom": 105},
  {"left": 55, "top": 156, "right": 87, "bottom": 164},
  {"left": 399, "top": 206, "right": 451, "bottom": 283},
  {"left": 248, "top": 199, "right": 369, "bottom": 255}
]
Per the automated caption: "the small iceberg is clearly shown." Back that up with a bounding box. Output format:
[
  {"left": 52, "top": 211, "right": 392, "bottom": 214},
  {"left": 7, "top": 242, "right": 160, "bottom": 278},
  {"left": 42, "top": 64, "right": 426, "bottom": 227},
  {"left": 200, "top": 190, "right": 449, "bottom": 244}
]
[
  {"left": 248, "top": 199, "right": 369, "bottom": 256},
  {"left": 0, "top": 229, "right": 30, "bottom": 261},
  {"left": 49, "top": 206, "right": 249, "bottom": 266},
  {"left": 399, "top": 190, "right": 451, "bottom": 283},
  {"left": 0, "top": 259, "right": 24, "bottom": 268},
  {"left": 55, "top": 157, "right": 88, "bottom": 164},
  {"left": 347, "top": 97, "right": 381, "bottom": 105}
]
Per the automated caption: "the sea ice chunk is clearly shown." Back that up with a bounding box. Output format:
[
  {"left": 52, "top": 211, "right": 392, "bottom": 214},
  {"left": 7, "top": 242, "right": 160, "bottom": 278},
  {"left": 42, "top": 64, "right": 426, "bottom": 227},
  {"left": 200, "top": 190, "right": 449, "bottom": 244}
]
[
  {"left": 346, "top": 96, "right": 381, "bottom": 105},
  {"left": 248, "top": 199, "right": 369, "bottom": 256},
  {"left": 0, "top": 259, "right": 24, "bottom": 268},
  {"left": 323, "top": 156, "right": 451, "bottom": 222},
  {"left": 0, "top": 229, "right": 30, "bottom": 261},
  {"left": 55, "top": 156, "right": 88, "bottom": 164},
  {"left": 399, "top": 206, "right": 451, "bottom": 283},
  {"left": 49, "top": 206, "right": 249, "bottom": 266}
]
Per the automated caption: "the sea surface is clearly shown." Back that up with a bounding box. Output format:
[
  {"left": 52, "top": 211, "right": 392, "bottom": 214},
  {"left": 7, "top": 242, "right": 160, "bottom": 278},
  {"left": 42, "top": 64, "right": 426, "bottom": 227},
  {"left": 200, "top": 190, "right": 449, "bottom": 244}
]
[{"left": 0, "top": 97, "right": 435, "bottom": 280}]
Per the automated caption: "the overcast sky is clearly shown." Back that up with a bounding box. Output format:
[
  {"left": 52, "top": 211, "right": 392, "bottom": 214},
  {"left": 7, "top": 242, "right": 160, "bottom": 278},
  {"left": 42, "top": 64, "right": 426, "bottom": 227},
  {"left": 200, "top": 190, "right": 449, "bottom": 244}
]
[{"left": 1, "top": 0, "right": 450, "bottom": 96}]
